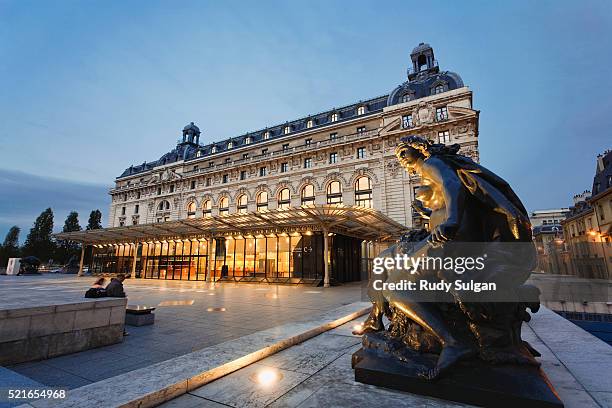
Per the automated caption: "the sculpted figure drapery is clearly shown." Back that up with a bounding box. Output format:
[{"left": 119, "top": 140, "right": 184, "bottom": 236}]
[{"left": 355, "top": 135, "right": 540, "bottom": 380}]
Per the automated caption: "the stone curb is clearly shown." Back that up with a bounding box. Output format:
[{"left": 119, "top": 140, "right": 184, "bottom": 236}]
[{"left": 20, "top": 302, "right": 371, "bottom": 408}]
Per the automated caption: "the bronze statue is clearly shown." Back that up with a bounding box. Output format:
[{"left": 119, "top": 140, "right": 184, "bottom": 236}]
[{"left": 354, "top": 135, "right": 542, "bottom": 381}]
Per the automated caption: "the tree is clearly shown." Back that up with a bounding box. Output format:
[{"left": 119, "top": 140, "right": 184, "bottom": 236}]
[
  {"left": 84, "top": 209, "right": 102, "bottom": 264},
  {"left": 56, "top": 211, "right": 82, "bottom": 264},
  {"left": 86, "top": 210, "right": 102, "bottom": 230},
  {"left": 23, "top": 208, "right": 56, "bottom": 263},
  {"left": 0, "top": 226, "right": 20, "bottom": 267}
]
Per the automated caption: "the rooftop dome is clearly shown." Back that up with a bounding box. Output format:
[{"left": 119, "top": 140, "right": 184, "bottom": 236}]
[
  {"left": 183, "top": 121, "right": 200, "bottom": 133},
  {"left": 411, "top": 42, "right": 432, "bottom": 55}
]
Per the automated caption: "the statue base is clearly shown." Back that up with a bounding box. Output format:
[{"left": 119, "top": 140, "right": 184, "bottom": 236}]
[{"left": 352, "top": 340, "right": 563, "bottom": 408}]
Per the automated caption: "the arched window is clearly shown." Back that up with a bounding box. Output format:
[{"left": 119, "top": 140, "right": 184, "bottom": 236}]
[
  {"left": 227, "top": 141, "right": 233, "bottom": 149},
  {"left": 157, "top": 200, "right": 170, "bottom": 211},
  {"left": 187, "top": 202, "right": 197, "bottom": 218},
  {"left": 326, "top": 181, "right": 342, "bottom": 205},
  {"left": 237, "top": 194, "right": 248, "bottom": 214},
  {"left": 330, "top": 113, "right": 339, "bottom": 122},
  {"left": 433, "top": 84, "right": 445, "bottom": 95},
  {"left": 401, "top": 94, "right": 411, "bottom": 103},
  {"left": 357, "top": 106, "right": 365, "bottom": 115},
  {"left": 219, "top": 197, "right": 229, "bottom": 216},
  {"left": 355, "top": 176, "right": 372, "bottom": 208},
  {"left": 202, "top": 200, "right": 212, "bottom": 217},
  {"left": 257, "top": 191, "right": 268, "bottom": 212},
  {"left": 278, "top": 188, "right": 291, "bottom": 210},
  {"left": 301, "top": 184, "right": 315, "bottom": 206},
  {"left": 245, "top": 136, "right": 251, "bottom": 145},
  {"left": 306, "top": 119, "right": 314, "bottom": 128},
  {"left": 211, "top": 146, "right": 217, "bottom": 153}
]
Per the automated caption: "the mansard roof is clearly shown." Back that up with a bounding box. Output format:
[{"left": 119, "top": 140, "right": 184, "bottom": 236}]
[
  {"left": 387, "top": 70, "right": 464, "bottom": 106},
  {"left": 118, "top": 44, "right": 466, "bottom": 179}
]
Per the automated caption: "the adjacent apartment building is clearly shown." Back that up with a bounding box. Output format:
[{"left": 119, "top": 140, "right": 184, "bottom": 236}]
[{"left": 562, "top": 150, "right": 612, "bottom": 279}]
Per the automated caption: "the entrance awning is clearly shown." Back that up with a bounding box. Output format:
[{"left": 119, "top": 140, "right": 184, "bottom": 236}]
[{"left": 54, "top": 205, "right": 407, "bottom": 245}]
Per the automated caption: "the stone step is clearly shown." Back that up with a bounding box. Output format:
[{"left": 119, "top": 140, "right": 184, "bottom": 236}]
[{"left": 19, "top": 302, "right": 371, "bottom": 408}]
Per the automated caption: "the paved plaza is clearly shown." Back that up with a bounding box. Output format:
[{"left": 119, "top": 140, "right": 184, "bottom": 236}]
[{"left": 0, "top": 275, "right": 363, "bottom": 389}]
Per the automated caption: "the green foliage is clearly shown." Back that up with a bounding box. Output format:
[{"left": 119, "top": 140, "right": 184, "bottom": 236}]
[
  {"left": 86, "top": 209, "right": 102, "bottom": 230},
  {"left": 0, "top": 226, "right": 20, "bottom": 267},
  {"left": 23, "top": 208, "right": 56, "bottom": 263},
  {"left": 56, "top": 211, "right": 82, "bottom": 264}
]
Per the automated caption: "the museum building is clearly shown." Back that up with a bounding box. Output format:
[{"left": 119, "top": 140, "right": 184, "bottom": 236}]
[{"left": 56, "top": 43, "right": 480, "bottom": 286}]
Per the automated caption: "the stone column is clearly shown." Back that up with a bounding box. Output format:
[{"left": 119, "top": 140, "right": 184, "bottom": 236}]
[
  {"left": 77, "top": 245, "right": 86, "bottom": 276},
  {"left": 131, "top": 243, "right": 138, "bottom": 278},
  {"left": 323, "top": 228, "right": 330, "bottom": 287},
  {"left": 206, "top": 237, "right": 214, "bottom": 282}
]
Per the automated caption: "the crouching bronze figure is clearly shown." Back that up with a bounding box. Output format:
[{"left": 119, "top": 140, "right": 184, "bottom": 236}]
[{"left": 352, "top": 136, "right": 563, "bottom": 407}]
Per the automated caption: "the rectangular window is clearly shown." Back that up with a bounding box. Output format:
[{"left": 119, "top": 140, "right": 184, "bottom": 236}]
[
  {"left": 402, "top": 115, "right": 413, "bottom": 128},
  {"left": 259, "top": 167, "right": 267, "bottom": 176},
  {"left": 357, "top": 147, "right": 366, "bottom": 159},
  {"left": 356, "top": 126, "right": 366, "bottom": 134},
  {"left": 225, "top": 158, "right": 231, "bottom": 163},
  {"left": 438, "top": 130, "right": 451, "bottom": 144},
  {"left": 282, "top": 143, "right": 289, "bottom": 151},
  {"left": 304, "top": 158, "right": 312, "bottom": 168},
  {"left": 305, "top": 138, "right": 312, "bottom": 147},
  {"left": 281, "top": 162, "right": 288, "bottom": 173},
  {"left": 206, "top": 178, "right": 211, "bottom": 187},
  {"left": 329, "top": 152, "right": 338, "bottom": 164},
  {"left": 243, "top": 153, "right": 249, "bottom": 159},
  {"left": 136, "top": 192, "right": 141, "bottom": 199},
  {"left": 157, "top": 187, "right": 162, "bottom": 195},
  {"left": 121, "top": 206, "right": 126, "bottom": 215},
  {"left": 193, "top": 165, "right": 198, "bottom": 171},
  {"left": 209, "top": 161, "right": 214, "bottom": 167},
  {"left": 240, "top": 170, "right": 247, "bottom": 180},
  {"left": 135, "top": 204, "right": 139, "bottom": 214},
  {"left": 169, "top": 185, "right": 175, "bottom": 193},
  {"left": 436, "top": 106, "right": 449, "bottom": 121},
  {"left": 190, "top": 180, "right": 196, "bottom": 189},
  {"left": 222, "top": 174, "right": 228, "bottom": 183},
  {"left": 330, "top": 133, "right": 338, "bottom": 141}
]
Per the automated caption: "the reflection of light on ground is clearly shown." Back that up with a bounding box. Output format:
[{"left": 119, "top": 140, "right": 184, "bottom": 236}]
[
  {"left": 158, "top": 300, "right": 195, "bottom": 306},
  {"left": 250, "top": 368, "right": 282, "bottom": 387},
  {"left": 353, "top": 324, "right": 363, "bottom": 332},
  {"left": 265, "top": 293, "right": 279, "bottom": 299},
  {"left": 206, "top": 307, "right": 226, "bottom": 312},
  {"left": 305, "top": 291, "right": 321, "bottom": 294}
]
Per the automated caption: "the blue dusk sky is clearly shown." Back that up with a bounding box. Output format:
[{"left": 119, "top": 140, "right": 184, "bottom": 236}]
[{"left": 0, "top": 0, "right": 611, "bottom": 240}]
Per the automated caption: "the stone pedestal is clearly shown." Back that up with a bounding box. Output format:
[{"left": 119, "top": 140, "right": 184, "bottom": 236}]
[{"left": 352, "top": 345, "right": 564, "bottom": 408}]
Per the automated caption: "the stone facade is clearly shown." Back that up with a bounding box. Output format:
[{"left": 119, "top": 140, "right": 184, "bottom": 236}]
[
  {"left": 109, "top": 44, "right": 479, "bottom": 231},
  {"left": 561, "top": 150, "right": 612, "bottom": 279}
]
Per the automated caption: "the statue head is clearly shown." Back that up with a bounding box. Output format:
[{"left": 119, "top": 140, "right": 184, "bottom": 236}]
[
  {"left": 395, "top": 135, "right": 462, "bottom": 172},
  {"left": 395, "top": 136, "right": 428, "bottom": 171}
]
